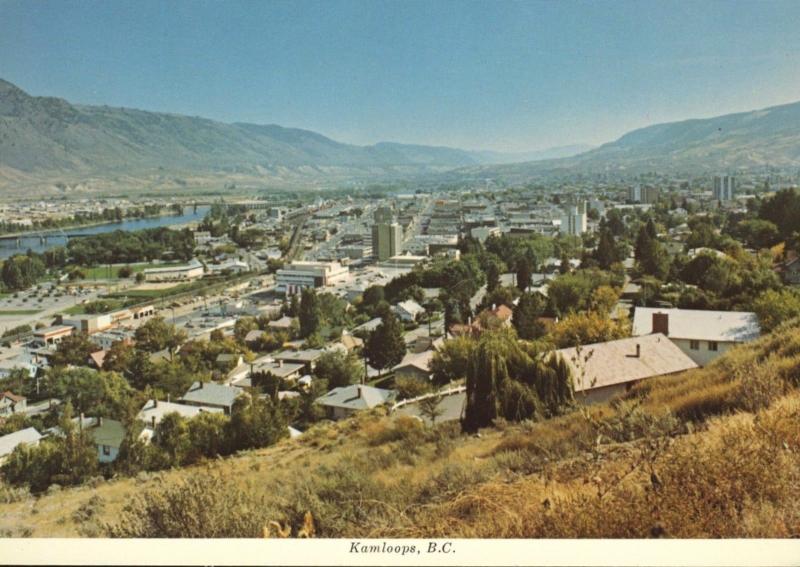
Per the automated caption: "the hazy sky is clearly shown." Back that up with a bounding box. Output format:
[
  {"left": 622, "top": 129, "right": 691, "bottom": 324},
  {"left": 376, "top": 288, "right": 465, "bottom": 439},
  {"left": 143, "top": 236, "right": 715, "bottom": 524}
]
[{"left": 2, "top": 0, "right": 800, "bottom": 152}]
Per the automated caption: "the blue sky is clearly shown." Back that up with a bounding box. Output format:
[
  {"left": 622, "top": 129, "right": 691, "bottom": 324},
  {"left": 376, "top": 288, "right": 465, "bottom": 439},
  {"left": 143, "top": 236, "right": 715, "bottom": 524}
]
[{"left": 2, "top": 0, "right": 800, "bottom": 152}]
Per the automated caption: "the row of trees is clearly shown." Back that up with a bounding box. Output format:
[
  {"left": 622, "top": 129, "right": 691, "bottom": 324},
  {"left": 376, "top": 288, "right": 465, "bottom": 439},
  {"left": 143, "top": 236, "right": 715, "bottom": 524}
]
[{"left": 67, "top": 227, "right": 195, "bottom": 266}]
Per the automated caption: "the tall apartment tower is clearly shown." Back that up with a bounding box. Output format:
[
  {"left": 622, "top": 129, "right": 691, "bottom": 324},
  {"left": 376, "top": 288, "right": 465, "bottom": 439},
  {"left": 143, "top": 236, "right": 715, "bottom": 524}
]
[
  {"left": 371, "top": 206, "right": 402, "bottom": 261},
  {"left": 713, "top": 176, "right": 736, "bottom": 201},
  {"left": 628, "top": 185, "right": 660, "bottom": 204},
  {"left": 559, "top": 204, "right": 587, "bottom": 236}
]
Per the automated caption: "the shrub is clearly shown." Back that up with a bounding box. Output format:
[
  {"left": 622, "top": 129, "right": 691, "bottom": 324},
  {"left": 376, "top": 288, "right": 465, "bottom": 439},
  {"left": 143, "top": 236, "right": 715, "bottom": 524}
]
[
  {"left": 106, "top": 472, "right": 272, "bottom": 537},
  {"left": 393, "top": 376, "right": 431, "bottom": 400}
]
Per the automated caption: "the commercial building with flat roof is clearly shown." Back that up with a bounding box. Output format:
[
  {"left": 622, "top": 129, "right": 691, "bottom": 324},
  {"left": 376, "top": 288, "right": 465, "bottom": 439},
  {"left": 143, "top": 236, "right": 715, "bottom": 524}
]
[{"left": 275, "top": 261, "right": 348, "bottom": 295}]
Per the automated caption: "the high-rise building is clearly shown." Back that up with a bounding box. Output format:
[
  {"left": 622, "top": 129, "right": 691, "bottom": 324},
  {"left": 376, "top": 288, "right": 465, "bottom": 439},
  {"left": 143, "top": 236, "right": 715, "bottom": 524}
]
[
  {"left": 559, "top": 205, "right": 587, "bottom": 236},
  {"left": 628, "top": 185, "right": 660, "bottom": 204},
  {"left": 371, "top": 207, "right": 402, "bottom": 261},
  {"left": 713, "top": 176, "right": 736, "bottom": 201}
]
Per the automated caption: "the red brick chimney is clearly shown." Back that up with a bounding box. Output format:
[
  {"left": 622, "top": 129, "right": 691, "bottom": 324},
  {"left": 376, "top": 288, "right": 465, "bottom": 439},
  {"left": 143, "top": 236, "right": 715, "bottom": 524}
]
[{"left": 652, "top": 312, "right": 669, "bottom": 336}]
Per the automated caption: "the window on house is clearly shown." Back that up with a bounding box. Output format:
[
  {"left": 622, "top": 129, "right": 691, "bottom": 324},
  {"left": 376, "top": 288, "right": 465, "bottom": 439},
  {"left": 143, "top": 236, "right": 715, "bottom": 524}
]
[
  {"left": 708, "top": 341, "right": 719, "bottom": 352},
  {"left": 689, "top": 340, "right": 700, "bottom": 350},
  {"left": 102, "top": 445, "right": 111, "bottom": 456}
]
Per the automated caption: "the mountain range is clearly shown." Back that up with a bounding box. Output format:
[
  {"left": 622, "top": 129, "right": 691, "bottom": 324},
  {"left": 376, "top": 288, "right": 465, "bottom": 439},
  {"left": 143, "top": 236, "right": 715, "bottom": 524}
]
[
  {"left": 0, "top": 79, "right": 590, "bottom": 195},
  {"left": 454, "top": 101, "right": 800, "bottom": 182},
  {"left": 2, "top": 76, "right": 800, "bottom": 195}
]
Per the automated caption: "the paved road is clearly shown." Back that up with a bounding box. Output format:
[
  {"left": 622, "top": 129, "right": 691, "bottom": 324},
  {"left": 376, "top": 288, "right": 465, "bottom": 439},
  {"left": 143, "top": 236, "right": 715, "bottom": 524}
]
[{"left": 393, "top": 391, "right": 465, "bottom": 425}]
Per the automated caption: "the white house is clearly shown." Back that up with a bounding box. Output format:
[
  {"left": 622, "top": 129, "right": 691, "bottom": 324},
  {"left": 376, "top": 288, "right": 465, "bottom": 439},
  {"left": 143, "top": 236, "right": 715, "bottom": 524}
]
[
  {"left": 394, "top": 299, "right": 425, "bottom": 322},
  {"left": 314, "top": 384, "right": 396, "bottom": 420},
  {"left": 136, "top": 399, "right": 223, "bottom": 442},
  {"left": 632, "top": 307, "right": 761, "bottom": 366},
  {"left": 556, "top": 334, "right": 699, "bottom": 404},
  {"left": 0, "top": 427, "right": 42, "bottom": 465}
]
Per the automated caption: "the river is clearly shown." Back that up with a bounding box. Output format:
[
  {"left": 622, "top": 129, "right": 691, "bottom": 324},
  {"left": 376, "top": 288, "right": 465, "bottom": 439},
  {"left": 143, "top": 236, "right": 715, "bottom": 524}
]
[{"left": 0, "top": 206, "right": 210, "bottom": 260}]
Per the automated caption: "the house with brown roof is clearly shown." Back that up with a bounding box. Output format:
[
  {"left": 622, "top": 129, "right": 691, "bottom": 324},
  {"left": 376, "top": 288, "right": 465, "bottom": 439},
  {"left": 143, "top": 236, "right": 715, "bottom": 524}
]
[
  {"left": 555, "top": 333, "right": 698, "bottom": 404},
  {"left": 0, "top": 391, "right": 26, "bottom": 416}
]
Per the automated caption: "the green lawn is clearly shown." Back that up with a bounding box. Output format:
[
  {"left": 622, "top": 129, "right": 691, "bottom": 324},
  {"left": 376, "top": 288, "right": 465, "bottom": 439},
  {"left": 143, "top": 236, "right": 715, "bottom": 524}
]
[
  {"left": 0, "top": 309, "right": 42, "bottom": 316},
  {"left": 105, "top": 281, "right": 202, "bottom": 299},
  {"left": 73, "top": 261, "right": 187, "bottom": 280}
]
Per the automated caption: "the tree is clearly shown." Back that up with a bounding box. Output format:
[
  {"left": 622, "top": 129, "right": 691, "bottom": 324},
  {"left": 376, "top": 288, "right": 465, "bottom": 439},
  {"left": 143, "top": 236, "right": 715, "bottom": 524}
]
[
  {"left": 483, "top": 254, "right": 505, "bottom": 293},
  {"left": 2, "top": 402, "right": 98, "bottom": 492},
  {"left": 418, "top": 395, "right": 444, "bottom": 425},
  {"left": 549, "top": 311, "right": 630, "bottom": 348},
  {"left": 185, "top": 412, "right": 229, "bottom": 464},
  {"left": 430, "top": 335, "right": 472, "bottom": 385},
  {"left": 515, "top": 254, "right": 533, "bottom": 291},
  {"left": 234, "top": 317, "right": 258, "bottom": 342},
  {"left": 462, "top": 330, "right": 529, "bottom": 433},
  {"left": 361, "top": 285, "right": 385, "bottom": 310},
  {"left": 251, "top": 370, "right": 281, "bottom": 399},
  {"left": 594, "top": 227, "right": 619, "bottom": 269},
  {"left": 313, "top": 350, "right": 363, "bottom": 388},
  {"left": 394, "top": 376, "right": 431, "bottom": 400},
  {"left": 1, "top": 254, "right": 46, "bottom": 290},
  {"left": 134, "top": 317, "right": 187, "bottom": 354},
  {"left": 759, "top": 188, "right": 800, "bottom": 239},
  {"left": 735, "top": 219, "right": 780, "bottom": 250},
  {"left": 154, "top": 412, "right": 190, "bottom": 466},
  {"left": 47, "top": 367, "right": 135, "bottom": 419},
  {"left": 364, "top": 311, "right": 406, "bottom": 375},
  {"left": 225, "top": 394, "right": 287, "bottom": 452},
  {"left": 102, "top": 340, "right": 135, "bottom": 373},
  {"left": 590, "top": 285, "right": 621, "bottom": 317},
  {"left": 50, "top": 332, "right": 96, "bottom": 367},
  {"left": 512, "top": 292, "right": 546, "bottom": 340},
  {"left": 298, "top": 288, "right": 321, "bottom": 339},
  {"left": 753, "top": 288, "right": 800, "bottom": 332},
  {"left": 635, "top": 222, "right": 669, "bottom": 279}
]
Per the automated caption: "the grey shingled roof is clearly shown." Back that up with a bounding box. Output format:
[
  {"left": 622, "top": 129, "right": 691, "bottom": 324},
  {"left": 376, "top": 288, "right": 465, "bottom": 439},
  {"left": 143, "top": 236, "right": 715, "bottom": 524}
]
[
  {"left": 90, "top": 419, "right": 126, "bottom": 449},
  {"left": 556, "top": 333, "right": 698, "bottom": 392},
  {"left": 179, "top": 381, "right": 242, "bottom": 408},
  {"left": 315, "top": 385, "right": 396, "bottom": 411}
]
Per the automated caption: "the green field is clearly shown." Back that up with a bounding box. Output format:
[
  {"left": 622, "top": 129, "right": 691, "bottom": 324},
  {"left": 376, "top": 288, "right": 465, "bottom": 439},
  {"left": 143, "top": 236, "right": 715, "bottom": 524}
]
[
  {"left": 73, "top": 262, "right": 187, "bottom": 280},
  {"left": 0, "top": 309, "right": 42, "bottom": 316},
  {"left": 61, "top": 298, "right": 128, "bottom": 315},
  {"left": 105, "top": 282, "right": 202, "bottom": 299}
]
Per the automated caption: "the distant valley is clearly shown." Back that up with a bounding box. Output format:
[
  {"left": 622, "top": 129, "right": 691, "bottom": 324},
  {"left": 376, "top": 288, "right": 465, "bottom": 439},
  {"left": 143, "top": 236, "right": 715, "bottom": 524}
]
[
  {"left": 0, "top": 79, "right": 587, "bottom": 196},
  {"left": 3, "top": 77, "right": 800, "bottom": 196}
]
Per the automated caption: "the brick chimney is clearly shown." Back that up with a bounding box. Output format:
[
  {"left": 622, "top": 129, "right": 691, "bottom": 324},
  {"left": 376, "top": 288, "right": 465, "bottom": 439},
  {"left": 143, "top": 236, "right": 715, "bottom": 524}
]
[{"left": 652, "top": 312, "right": 669, "bottom": 336}]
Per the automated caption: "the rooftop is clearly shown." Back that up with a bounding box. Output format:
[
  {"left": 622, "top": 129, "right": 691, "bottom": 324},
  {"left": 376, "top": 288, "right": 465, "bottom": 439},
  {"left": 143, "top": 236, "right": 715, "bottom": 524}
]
[
  {"left": 0, "top": 427, "right": 42, "bottom": 458},
  {"left": 179, "top": 381, "right": 242, "bottom": 408},
  {"left": 315, "top": 384, "right": 396, "bottom": 411},
  {"left": 556, "top": 333, "right": 699, "bottom": 393},
  {"left": 632, "top": 307, "right": 761, "bottom": 343}
]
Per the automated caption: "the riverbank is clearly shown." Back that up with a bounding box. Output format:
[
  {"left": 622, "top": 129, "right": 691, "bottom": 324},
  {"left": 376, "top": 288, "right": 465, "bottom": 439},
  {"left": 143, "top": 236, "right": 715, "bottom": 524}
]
[{"left": 0, "top": 209, "right": 204, "bottom": 239}]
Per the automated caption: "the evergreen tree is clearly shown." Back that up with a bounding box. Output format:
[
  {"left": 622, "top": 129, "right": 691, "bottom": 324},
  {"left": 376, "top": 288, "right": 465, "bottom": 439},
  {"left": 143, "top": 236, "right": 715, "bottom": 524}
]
[
  {"left": 594, "top": 227, "right": 618, "bottom": 269},
  {"left": 515, "top": 255, "right": 533, "bottom": 291},
  {"left": 559, "top": 251, "right": 570, "bottom": 274},
  {"left": 485, "top": 259, "right": 501, "bottom": 293},
  {"left": 298, "top": 288, "right": 321, "bottom": 338}
]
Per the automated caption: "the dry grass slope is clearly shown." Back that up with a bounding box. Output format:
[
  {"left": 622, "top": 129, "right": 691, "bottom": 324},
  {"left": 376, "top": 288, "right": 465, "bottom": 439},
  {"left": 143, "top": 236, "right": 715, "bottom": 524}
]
[{"left": 1, "top": 318, "right": 799, "bottom": 538}]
